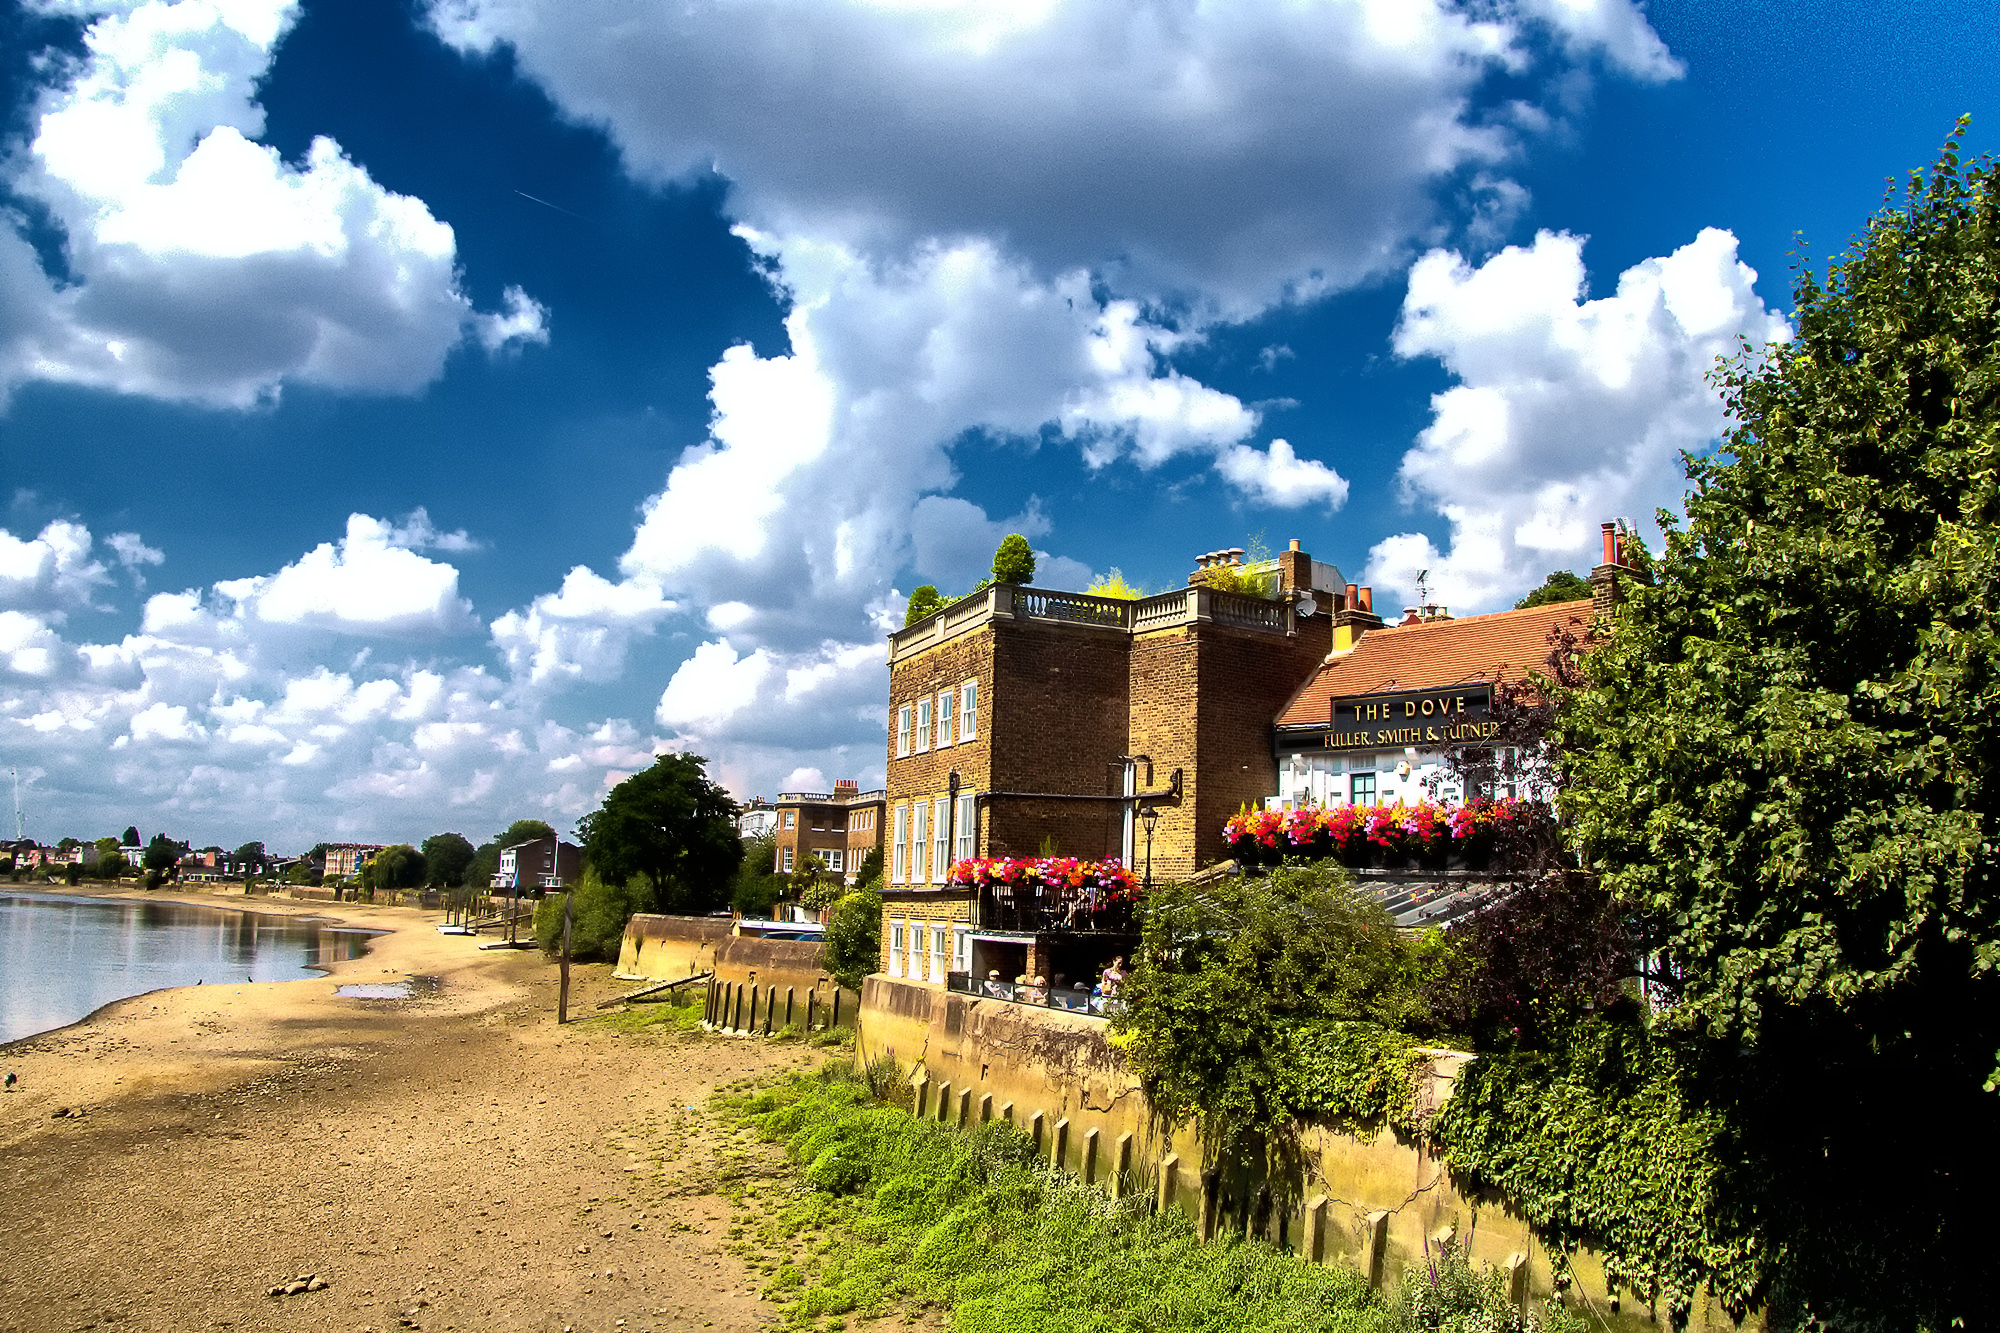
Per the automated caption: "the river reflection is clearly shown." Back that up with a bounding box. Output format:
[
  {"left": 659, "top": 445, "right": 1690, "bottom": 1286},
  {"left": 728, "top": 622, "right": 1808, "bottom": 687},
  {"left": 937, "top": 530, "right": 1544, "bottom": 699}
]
[{"left": 0, "top": 891, "right": 378, "bottom": 1044}]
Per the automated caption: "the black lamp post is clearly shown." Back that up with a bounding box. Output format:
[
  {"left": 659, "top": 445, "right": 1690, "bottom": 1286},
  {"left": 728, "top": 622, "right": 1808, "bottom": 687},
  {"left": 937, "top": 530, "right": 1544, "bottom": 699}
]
[{"left": 1139, "top": 803, "right": 1160, "bottom": 894}]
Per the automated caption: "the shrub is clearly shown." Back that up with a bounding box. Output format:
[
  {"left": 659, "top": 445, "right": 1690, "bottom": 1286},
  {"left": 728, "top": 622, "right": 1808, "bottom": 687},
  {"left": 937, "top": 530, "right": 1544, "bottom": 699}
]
[
  {"left": 1083, "top": 568, "right": 1145, "bottom": 599},
  {"left": 990, "top": 533, "right": 1036, "bottom": 585},
  {"left": 904, "top": 585, "right": 945, "bottom": 625},
  {"left": 533, "top": 868, "right": 652, "bottom": 960},
  {"left": 822, "top": 886, "right": 882, "bottom": 992},
  {"left": 1115, "top": 861, "right": 1452, "bottom": 1161}
]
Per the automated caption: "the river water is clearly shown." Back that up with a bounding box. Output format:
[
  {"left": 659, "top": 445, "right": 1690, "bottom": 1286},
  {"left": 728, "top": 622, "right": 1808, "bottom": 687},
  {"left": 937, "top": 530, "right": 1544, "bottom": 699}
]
[{"left": 0, "top": 890, "right": 378, "bottom": 1044}]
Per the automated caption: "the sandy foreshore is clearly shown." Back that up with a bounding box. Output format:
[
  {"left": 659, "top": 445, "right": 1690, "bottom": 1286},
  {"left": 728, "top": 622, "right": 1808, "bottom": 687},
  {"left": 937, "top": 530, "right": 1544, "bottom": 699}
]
[{"left": 0, "top": 886, "right": 816, "bottom": 1333}]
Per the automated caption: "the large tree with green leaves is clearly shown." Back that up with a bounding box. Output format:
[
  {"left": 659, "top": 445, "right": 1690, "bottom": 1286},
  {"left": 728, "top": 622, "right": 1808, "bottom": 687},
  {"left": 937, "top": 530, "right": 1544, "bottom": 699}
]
[
  {"left": 577, "top": 753, "right": 741, "bottom": 914},
  {"left": 419, "top": 832, "right": 476, "bottom": 888},
  {"left": 1557, "top": 127, "right": 2000, "bottom": 1328}
]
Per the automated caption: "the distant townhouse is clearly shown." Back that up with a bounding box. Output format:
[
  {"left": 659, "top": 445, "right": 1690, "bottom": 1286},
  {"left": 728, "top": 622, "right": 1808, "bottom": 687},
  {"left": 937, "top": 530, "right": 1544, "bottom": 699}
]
[
  {"left": 736, "top": 799, "right": 779, "bottom": 841},
  {"left": 319, "top": 843, "right": 385, "bottom": 879},
  {"left": 771, "top": 781, "right": 885, "bottom": 883},
  {"left": 490, "top": 836, "right": 582, "bottom": 896}
]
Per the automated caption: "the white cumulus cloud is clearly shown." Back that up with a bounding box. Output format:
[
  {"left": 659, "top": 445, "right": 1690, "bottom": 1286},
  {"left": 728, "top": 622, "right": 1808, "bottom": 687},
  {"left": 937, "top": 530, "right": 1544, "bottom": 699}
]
[
  {"left": 1214, "top": 439, "right": 1351, "bottom": 510},
  {"left": 0, "top": 0, "right": 544, "bottom": 408},
  {"left": 489, "top": 565, "right": 677, "bottom": 692},
  {"left": 1365, "top": 227, "right": 1790, "bottom": 612},
  {"left": 430, "top": 0, "right": 1684, "bottom": 792},
  {"left": 211, "top": 513, "right": 479, "bottom": 637},
  {"left": 0, "top": 519, "right": 111, "bottom": 611}
]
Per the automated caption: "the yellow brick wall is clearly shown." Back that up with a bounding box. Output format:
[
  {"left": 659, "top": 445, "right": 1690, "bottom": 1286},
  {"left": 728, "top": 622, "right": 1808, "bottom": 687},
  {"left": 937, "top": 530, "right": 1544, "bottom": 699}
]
[{"left": 879, "top": 892, "right": 975, "bottom": 982}]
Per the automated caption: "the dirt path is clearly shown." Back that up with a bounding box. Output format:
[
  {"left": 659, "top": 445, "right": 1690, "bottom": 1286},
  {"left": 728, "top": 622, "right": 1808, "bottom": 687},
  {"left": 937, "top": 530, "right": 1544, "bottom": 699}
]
[{"left": 0, "top": 890, "right": 818, "bottom": 1333}]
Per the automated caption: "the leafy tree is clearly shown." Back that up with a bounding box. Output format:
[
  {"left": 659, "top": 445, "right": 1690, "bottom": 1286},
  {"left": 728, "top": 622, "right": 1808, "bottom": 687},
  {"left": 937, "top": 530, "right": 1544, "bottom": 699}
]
[
  {"left": 853, "top": 844, "right": 882, "bottom": 887},
  {"left": 231, "top": 841, "right": 267, "bottom": 867},
  {"left": 93, "top": 837, "right": 126, "bottom": 879},
  {"left": 361, "top": 844, "right": 427, "bottom": 892},
  {"left": 1513, "top": 569, "right": 1591, "bottom": 609},
  {"left": 903, "top": 585, "right": 944, "bottom": 626},
  {"left": 729, "top": 832, "right": 786, "bottom": 917},
  {"left": 419, "top": 832, "right": 476, "bottom": 888},
  {"left": 1425, "top": 876, "right": 1636, "bottom": 1050},
  {"left": 498, "top": 818, "right": 556, "bottom": 846},
  {"left": 822, "top": 886, "right": 883, "bottom": 992},
  {"left": 56, "top": 837, "right": 79, "bottom": 851},
  {"left": 990, "top": 533, "right": 1036, "bottom": 586},
  {"left": 577, "top": 753, "right": 741, "bottom": 915},
  {"left": 1556, "top": 127, "right": 2000, "bottom": 1329},
  {"left": 122, "top": 826, "right": 139, "bottom": 847},
  {"left": 1115, "top": 861, "right": 1450, "bottom": 1164},
  {"left": 141, "top": 835, "right": 181, "bottom": 876}
]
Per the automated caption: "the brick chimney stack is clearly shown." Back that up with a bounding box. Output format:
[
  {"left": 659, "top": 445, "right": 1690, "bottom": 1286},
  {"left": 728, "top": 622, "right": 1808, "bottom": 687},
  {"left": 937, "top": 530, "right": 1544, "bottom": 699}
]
[
  {"left": 1331, "top": 582, "right": 1383, "bottom": 653},
  {"left": 833, "top": 779, "right": 859, "bottom": 799},
  {"left": 1588, "top": 520, "right": 1649, "bottom": 617}
]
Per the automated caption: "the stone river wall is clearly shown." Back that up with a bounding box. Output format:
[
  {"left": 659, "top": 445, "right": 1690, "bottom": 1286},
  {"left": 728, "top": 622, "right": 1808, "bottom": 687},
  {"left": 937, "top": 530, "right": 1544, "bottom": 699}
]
[{"left": 858, "top": 975, "right": 1756, "bottom": 1333}]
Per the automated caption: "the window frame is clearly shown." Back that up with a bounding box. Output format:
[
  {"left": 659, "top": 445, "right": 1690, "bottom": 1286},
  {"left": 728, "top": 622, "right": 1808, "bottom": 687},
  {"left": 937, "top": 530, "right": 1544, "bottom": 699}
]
[
  {"left": 1350, "top": 772, "right": 1377, "bottom": 807},
  {"left": 931, "top": 924, "right": 951, "bottom": 982},
  {"left": 935, "top": 689, "right": 955, "bottom": 747},
  {"left": 780, "top": 845, "right": 794, "bottom": 873},
  {"left": 891, "top": 803, "right": 909, "bottom": 884},
  {"left": 911, "top": 801, "right": 930, "bottom": 882},
  {"left": 895, "top": 704, "right": 912, "bottom": 758},
  {"left": 959, "top": 680, "right": 978, "bottom": 741},
  {"left": 954, "top": 791, "right": 977, "bottom": 863},
  {"left": 931, "top": 796, "right": 950, "bottom": 883},
  {"left": 889, "top": 920, "right": 906, "bottom": 978},
  {"left": 914, "top": 696, "right": 932, "bottom": 753}
]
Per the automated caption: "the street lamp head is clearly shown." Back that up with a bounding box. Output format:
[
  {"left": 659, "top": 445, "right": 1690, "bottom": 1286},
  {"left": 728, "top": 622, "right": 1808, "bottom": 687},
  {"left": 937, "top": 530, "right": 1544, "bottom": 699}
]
[{"left": 1139, "top": 804, "right": 1160, "bottom": 835}]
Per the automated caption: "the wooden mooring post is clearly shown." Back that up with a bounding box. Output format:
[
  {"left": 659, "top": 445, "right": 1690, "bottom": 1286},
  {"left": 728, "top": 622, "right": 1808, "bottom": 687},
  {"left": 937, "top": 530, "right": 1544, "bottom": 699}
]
[{"left": 557, "top": 891, "right": 574, "bottom": 1023}]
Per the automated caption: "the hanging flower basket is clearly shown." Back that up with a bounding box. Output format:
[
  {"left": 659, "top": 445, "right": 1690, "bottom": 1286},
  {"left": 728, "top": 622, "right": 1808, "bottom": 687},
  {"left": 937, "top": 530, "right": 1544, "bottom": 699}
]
[{"left": 1224, "top": 797, "right": 1537, "bottom": 870}]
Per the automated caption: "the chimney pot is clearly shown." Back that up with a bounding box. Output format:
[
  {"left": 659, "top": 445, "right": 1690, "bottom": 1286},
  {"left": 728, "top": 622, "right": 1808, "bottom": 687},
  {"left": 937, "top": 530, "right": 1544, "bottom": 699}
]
[
  {"left": 1357, "top": 586, "right": 1373, "bottom": 613},
  {"left": 1344, "top": 582, "right": 1358, "bottom": 609},
  {"left": 1288, "top": 538, "right": 1301, "bottom": 552},
  {"left": 1601, "top": 521, "right": 1617, "bottom": 566}
]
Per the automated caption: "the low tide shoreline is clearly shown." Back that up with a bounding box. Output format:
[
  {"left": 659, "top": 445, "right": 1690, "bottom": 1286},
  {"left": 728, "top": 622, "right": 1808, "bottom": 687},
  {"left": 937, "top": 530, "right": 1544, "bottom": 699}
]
[{"left": 0, "top": 885, "right": 817, "bottom": 1333}]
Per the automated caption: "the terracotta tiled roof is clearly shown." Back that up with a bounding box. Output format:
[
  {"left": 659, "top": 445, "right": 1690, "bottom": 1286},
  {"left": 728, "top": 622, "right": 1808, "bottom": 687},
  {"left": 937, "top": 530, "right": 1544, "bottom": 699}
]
[{"left": 1274, "top": 599, "right": 1593, "bottom": 728}]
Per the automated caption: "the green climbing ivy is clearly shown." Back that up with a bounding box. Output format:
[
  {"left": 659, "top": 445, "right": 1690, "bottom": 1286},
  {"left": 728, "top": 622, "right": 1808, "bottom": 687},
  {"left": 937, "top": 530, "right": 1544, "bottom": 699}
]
[{"left": 1429, "top": 1023, "right": 1761, "bottom": 1324}]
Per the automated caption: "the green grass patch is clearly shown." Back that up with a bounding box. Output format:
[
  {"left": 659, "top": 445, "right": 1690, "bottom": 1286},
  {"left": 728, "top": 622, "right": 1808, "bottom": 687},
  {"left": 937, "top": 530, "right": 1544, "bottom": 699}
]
[
  {"left": 717, "top": 1064, "right": 1586, "bottom": 1333},
  {"left": 585, "top": 989, "right": 707, "bottom": 1036}
]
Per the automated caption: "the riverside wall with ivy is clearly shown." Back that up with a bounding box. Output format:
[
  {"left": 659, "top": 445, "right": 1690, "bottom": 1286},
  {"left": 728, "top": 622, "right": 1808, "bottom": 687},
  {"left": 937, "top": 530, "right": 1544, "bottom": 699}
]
[{"left": 858, "top": 974, "right": 1757, "bottom": 1333}]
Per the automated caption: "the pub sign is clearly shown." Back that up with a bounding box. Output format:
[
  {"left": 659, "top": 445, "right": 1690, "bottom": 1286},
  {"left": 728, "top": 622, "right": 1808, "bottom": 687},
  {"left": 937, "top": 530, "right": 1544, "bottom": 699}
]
[{"left": 1312, "top": 684, "right": 1496, "bottom": 750}]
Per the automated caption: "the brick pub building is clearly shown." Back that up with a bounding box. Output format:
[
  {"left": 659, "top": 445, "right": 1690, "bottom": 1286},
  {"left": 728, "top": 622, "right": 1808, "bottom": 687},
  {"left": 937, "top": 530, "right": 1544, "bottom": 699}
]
[
  {"left": 875, "top": 522, "right": 1646, "bottom": 990},
  {"left": 878, "top": 540, "right": 1374, "bottom": 987}
]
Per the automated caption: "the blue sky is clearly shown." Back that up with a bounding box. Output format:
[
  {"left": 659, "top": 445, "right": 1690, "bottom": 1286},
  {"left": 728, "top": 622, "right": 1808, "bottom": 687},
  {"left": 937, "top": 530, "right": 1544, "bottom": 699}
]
[{"left": 0, "top": 0, "right": 1993, "bottom": 851}]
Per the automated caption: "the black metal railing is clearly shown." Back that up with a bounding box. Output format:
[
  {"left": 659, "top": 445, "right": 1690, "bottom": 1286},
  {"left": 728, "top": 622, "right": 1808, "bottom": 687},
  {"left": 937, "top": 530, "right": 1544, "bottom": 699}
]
[
  {"left": 976, "top": 881, "right": 1139, "bottom": 934},
  {"left": 947, "top": 972, "right": 1126, "bottom": 1018}
]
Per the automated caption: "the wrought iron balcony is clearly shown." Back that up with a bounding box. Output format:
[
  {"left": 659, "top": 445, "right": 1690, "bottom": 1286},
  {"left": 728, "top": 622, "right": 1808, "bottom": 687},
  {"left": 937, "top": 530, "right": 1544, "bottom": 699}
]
[{"left": 976, "top": 879, "right": 1138, "bottom": 935}]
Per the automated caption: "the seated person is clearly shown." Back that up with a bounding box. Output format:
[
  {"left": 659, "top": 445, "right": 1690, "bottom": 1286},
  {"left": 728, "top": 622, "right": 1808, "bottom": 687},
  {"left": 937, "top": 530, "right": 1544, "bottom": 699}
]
[
  {"left": 982, "top": 969, "right": 1009, "bottom": 998},
  {"left": 1099, "top": 955, "right": 1127, "bottom": 997}
]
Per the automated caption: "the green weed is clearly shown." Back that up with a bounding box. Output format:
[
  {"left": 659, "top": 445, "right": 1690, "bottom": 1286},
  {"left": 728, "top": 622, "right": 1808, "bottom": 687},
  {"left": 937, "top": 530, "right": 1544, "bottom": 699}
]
[{"left": 718, "top": 1065, "right": 1392, "bottom": 1333}]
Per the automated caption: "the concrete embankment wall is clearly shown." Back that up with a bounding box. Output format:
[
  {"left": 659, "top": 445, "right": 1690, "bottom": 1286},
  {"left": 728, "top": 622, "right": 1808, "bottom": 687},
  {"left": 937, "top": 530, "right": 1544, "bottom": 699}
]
[
  {"left": 858, "top": 976, "right": 1747, "bottom": 1333},
  {"left": 616, "top": 914, "right": 861, "bottom": 1033}
]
